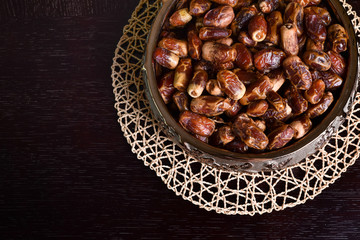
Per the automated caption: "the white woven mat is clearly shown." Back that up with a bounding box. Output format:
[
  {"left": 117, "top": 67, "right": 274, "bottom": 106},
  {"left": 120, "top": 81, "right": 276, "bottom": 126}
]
[{"left": 112, "top": 0, "right": 360, "bottom": 215}]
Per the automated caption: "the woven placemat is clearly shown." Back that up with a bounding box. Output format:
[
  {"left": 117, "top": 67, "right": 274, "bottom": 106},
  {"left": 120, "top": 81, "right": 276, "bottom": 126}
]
[{"left": 112, "top": 0, "right": 360, "bottom": 215}]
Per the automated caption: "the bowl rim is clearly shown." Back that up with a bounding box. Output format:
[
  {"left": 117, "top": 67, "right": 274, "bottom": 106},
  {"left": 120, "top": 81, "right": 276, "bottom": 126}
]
[{"left": 143, "top": 0, "right": 360, "bottom": 169}]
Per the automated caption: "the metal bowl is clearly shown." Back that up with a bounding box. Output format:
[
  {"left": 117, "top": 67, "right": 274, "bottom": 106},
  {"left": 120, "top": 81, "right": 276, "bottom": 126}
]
[{"left": 143, "top": 0, "right": 359, "bottom": 173}]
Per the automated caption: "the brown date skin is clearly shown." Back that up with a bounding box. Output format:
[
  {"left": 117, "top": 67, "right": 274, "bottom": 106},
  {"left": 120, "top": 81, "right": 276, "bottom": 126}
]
[
  {"left": 259, "top": 0, "right": 279, "bottom": 14},
  {"left": 187, "top": 70, "right": 208, "bottom": 98},
  {"left": 298, "top": 34, "right": 307, "bottom": 52},
  {"left": 199, "top": 27, "right": 232, "bottom": 40},
  {"left": 304, "top": 7, "right": 331, "bottom": 43},
  {"left": 194, "top": 59, "right": 212, "bottom": 72},
  {"left": 305, "top": 14, "right": 326, "bottom": 42},
  {"left": 254, "top": 120, "right": 267, "bottom": 132},
  {"left": 169, "top": 8, "right": 193, "bottom": 27},
  {"left": 267, "top": 91, "right": 286, "bottom": 111},
  {"left": 327, "top": 51, "right": 346, "bottom": 78},
  {"left": 283, "top": 56, "right": 312, "bottom": 90},
  {"left": 311, "top": 70, "right": 343, "bottom": 91},
  {"left": 203, "top": 5, "right": 235, "bottom": 29},
  {"left": 289, "top": 0, "right": 321, "bottom": 7},
  {"left": 173, "top": 91, "right": 190, "bottom": 112},
  {"left": 153, "top": 47, "right": 180, "bottom": 70},
  {"left": 189, "top": 0, "right": 212, "bottom": 16},
  {"left": 280, "top": 23, "right": 299, "bottom": 56},
  {"left": 158, "top": 71, "right": 176, "bottom": 104},
  {"left": 234, "top": 0, "right": 253, "bottom": 9},
  {"left": 210, "top": 0, "right": 239, "bottom": 7},
  {"left": 246, "top": 100, "right": 269, "bottom": 117},
  {"left": 233, "top": 69, "right": 259, "bottom": 86},
  {"left": 216, "top": 37, "right": 234, "bottom": 46},
  {"left": 254, "top": 48, "right": 286, "bottom": 73},
  {"left": 302, "top": 50, "right": 331, "bottom": 72},
  {"left": 224, "top": 138, "right": 249, "bottom": 153},
  {"left": 210, "top": 125, "right": 236, "bottom": 146},
  {"left": 190, "top": 96, "right": 231, "bottom": 116},
  {"left": 174, "top": 58, "right": 193, "bottom": 91},
  {"left": 304, "top": 6, "right": 331, "bottom": 25},
  {"left": 290, "top": 115, "right": 312, "bottom": 139},
  {"left": 231, "top": 5, "right": 258, "bottom": 36},
  {"left": 202, "top": 41, "right": 237, "bottom": 64},
  {"left": 238, "top": 31, "right": 258, "bottom": 47},
  {"left": 233, "top": 43, "right": 254, "bottom": 70},
  {"left": 232, "top": 113, "right": 269, "bottom": 150},
  {"left": 284, "top": 2, "right": 304, "bottom": 36},
  {"left": 206, "top": 79, "right": 224, "bottom": 96},
  {"left": 267, "top": 68, "right": 285, "bottom": 92},
  {"left": 217, "top": 70, "right": 246, "bottom": 100},
  {"left": 158, "top": 37, "right": 188, "bottom": 57},
  {"left": 306, "top": 38, "right": 324, "bottom": 51},
  {"left": 225, "top": 99, "right": 242, "bottom": 118},
  {"left": 267, "top": 125, "right": 294, "bottom": 150},
  {"left": 179, "top": 111, "right": 216, "bottom": 137},
  {"left": 239, "top": 76, "right": 273, "bottom": 105},
  {"left": 304, "top": 79, "right": 325, "bottom": 105},
  {"left": 285, "top": 85, "right": 308, "bottom": 116},
  {"left": 306, "top": 92, "right": 334, "bottom": 119},
  {"left": 265, "top": 11, "right": 283, "bottom": 46},
  {"left": 262, "top": 103, "right": 292, "bottom": 122},
  {"left": 188, "top": 30, "right": 203, "bottom": 60},
  {"left": 248, "top": 14, "right": 268, "bottom": 42},
  {"left": 328, "top": 24, "right": 349, "bottom": 53},
  {"left": 214, "top": 61, "right": 235, "bottom": 71}
]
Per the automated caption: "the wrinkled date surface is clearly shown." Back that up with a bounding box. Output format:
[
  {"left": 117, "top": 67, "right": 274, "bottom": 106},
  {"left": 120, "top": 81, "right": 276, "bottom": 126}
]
[{"left": 154, "top": 0, "right": 348, "bottom": 154}]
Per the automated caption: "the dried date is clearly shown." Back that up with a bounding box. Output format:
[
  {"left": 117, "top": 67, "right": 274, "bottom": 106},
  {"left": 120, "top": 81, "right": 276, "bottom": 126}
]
[
  {"left": 153, "top": 47, "right": 180, "bottom": 69},
  {"left": 158, "top": 71, "right": 176, "bottom": 104},
  {"left": 189, "top": 0, "right": 212, "bottom": 16},
  {"left": 232, "top": 114, "right": 269, "bottom": 150},
  {"left": 302, "top": 50, "right": 331, "bottom": 72},
  {"left": 174, "top": 58, "right": 193, "bottom": 91},
  {"left": 187, "top": 70, "right": 208, "bottom": 98},
  {"left": 267, "top": 125, "right": 294, "bottom": 150},
  {"left": 190, "top": 96, "right": 232, "bottom": 116},
  {"left": 179, "top": 111, "right": 216, "bottom": 137},
  {"left": 254, "top": 48, "right": 286, "bottom": 73},
  {"left": 283, "top": 56, "right": 312, "bottom": 90},
  {"left": 217, "top": 70, "right": 246, "bottom": 100},
  {"left": 306, "top": 92, "right": 334, "bottom": 118},
  {"left": 203, "top": 5, "right": 235, "bottom": 28}
]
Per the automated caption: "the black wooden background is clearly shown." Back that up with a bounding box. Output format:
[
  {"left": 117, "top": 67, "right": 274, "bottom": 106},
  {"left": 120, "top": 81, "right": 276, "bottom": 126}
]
[{"left": 0, "top": 0, "right": 359, "bottom": 239}]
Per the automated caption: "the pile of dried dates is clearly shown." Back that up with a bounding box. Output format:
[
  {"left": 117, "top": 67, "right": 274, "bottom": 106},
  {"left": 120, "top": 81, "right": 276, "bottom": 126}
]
[{"left": 153, "top": 0, "right": 349, "bottom": 153}]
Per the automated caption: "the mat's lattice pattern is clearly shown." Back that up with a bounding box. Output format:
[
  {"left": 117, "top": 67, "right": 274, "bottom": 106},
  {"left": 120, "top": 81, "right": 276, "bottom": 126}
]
[{"left": 112, "top": 0, "right": 360, "bottom": 215}]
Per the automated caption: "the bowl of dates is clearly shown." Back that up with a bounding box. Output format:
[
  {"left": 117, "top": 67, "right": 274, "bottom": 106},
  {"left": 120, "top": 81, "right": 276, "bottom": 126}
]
[{"left": 143, "top": 0, "right": 359, "bottom": 172}]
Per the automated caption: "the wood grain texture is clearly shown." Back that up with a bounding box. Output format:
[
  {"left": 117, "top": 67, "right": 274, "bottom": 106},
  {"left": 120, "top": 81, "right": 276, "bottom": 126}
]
[{"left": 0, "top": 0, "right": 359, "bottom": 239}]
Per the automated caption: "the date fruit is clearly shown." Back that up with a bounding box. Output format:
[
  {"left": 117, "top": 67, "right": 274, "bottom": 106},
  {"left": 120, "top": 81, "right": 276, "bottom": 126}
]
[
  {"left": 153, "top": 47, "right": 180, "bottom": 69},
  {"left": 187, "top": 70, "right": 208, "bottom": 98},
  {"left": 179, "top": 110, "right": 216, "bottom": 137},
  {"left": 203, "top": 5, "right": 235, "bottom": 28},
  {"left": 302, "top": 50, "right": 331, "bottom": 72},
  {"left": 190, "top": 95, "right": 232, "bottom": 116},
  {"left": 169, "top": 8, "right": 193, "bottom": 27},
  {"left": 283, "top": 56, "right": 312, "bottom": 90},
  {"left": 217, "top": 70, "right": 246, "bottom": 100},
  {"left": 267, "top": 125, "right": 294, "bottom": 150},
  {"left": 174, "top": 58, "right": 193, "bottom": 91}
]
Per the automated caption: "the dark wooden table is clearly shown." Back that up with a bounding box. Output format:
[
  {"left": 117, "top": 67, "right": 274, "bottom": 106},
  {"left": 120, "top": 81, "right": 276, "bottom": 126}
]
[{"left": 0, "top": 0, "right": 359, "bottom": 239}]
